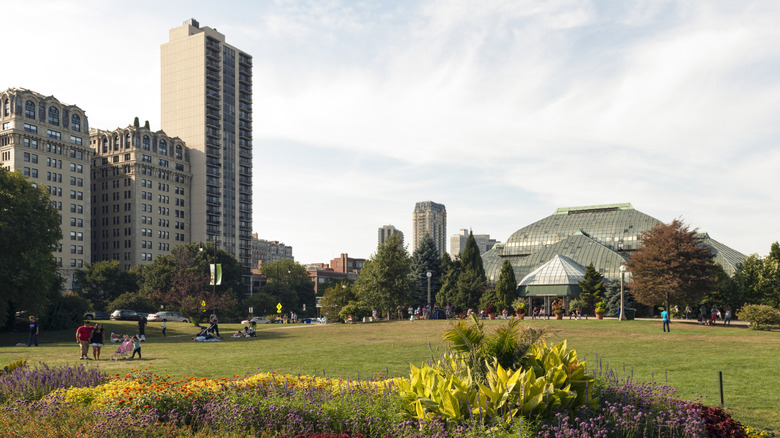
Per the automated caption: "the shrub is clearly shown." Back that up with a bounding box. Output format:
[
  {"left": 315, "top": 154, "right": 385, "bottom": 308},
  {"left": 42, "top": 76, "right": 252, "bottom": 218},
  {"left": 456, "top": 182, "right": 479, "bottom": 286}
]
[
  {"left": 697, "top": 404, "right": 748, "bottom": 438},
  {"left": 737, "top": 304, "right": 780, "bottom": 330},
  {"left": 0, "top": 362, "right": 105, "bottom": 403}
]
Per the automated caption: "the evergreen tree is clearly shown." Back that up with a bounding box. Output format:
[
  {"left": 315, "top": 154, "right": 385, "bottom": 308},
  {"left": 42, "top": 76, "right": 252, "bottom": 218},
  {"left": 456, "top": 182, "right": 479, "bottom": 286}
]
[
  {"left": 437, "top": 253, "right": 460, "bottom": 306},
  {"left": 460, "top": 231, "right": 486, "bottom": 282},
  {"left": 494, "top": 260, "right": 518, "bottom": 310},
  {"left": 604, "top": 282, "right": 635, "bottom": 317},
  {"left": 354, "top": 234, "right": 413, "bottom": 315},
  {"left": 410, "top": 233, "right": 441, "bottom": 305},
  {"left": 455, "top": 231, "right": 487, "bottom": 309},
  {"left": 578, "top": 263, "right": 605, "bottom": 312}
]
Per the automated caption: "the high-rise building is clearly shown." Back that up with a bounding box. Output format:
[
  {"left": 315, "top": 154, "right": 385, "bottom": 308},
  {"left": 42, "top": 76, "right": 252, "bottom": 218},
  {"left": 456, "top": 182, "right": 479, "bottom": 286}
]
[
  {"left": 161, "top": 18, "right": 253, "bottom": 271},
  {"left": 89, "top": 124, "right": 192, "bottom": 269},
  {"left": 412, "top": 201, "right": 447, "bottom": 256},
  {"left": 0, "top": 88, "right": 93, "bottom": 290},
  {"left": 449, "top": 229, "right": 497, "bottom": 258},
  {"left": 378, "top": 225, "right": 403, "bottom": 247}
]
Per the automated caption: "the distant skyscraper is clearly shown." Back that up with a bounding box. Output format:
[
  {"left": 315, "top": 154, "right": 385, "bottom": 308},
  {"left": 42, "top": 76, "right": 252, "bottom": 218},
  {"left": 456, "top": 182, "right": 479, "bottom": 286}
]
[
  {"left": 161, "top": 18, "right": 253, "bottom": 271},
  {"left": 449, "top": 229, "right": 497, "bottom": 258},
  {"left": 412, "top": 201, "right": 447, "bottom": 256},
  {"left": 378, "top": 225, "right": 404, "bottom": 247}
]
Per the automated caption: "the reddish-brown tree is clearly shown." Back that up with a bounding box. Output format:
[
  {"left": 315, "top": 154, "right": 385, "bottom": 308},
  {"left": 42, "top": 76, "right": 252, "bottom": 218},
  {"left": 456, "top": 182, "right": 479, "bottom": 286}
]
[{"left": 626, "top": 219, "right": 715, "bottom": 311}]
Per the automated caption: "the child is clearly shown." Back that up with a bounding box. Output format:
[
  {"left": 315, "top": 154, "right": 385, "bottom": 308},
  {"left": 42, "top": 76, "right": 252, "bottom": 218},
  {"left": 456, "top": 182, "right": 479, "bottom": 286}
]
[{"left": 130, "top": 335, "right": 142, "bottom": 359}]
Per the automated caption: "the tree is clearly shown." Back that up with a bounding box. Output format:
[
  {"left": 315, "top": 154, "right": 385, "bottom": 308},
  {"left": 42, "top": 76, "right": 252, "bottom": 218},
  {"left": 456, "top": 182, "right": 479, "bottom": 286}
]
[
  {"left": 494, "top": 260, "right": 518, "bottom": 310},
  {"left": 354, "top": 234, "right": 414, "bottom": 315},
  {"left": 259, "top": 259, "right": 315, "bottom": 317},
  {"left": 410, "top": 233, "right": 441, "bottom": 305},
  {"left": 578, "top": 263, "right": 605, "bottom": 312},
  {"left": 626, "top": 219, "right": 716, "bottom": 311},
  {"left": 133, "top": 116, "right": 140, "bottom": 128},
  {"left": 74, "top": 260, "right": 138, "bottom": 310},
  {"left": 603, "top": 283, "right": 636, "bottom": 317},
  {"left": 436, "top": 253, "right": 460, "bottom": 307},
  {"left": 455, "top": 232, "right": 487, "bottom": 310},
  {"left": 319, "top": 280, "right": 356, "bottom": 322},
  {"left": 143, "top": 242, "right": 242, "bottom": 323},
  {"left": 0, "top": 169, "right": 62, "bottom": 329}
]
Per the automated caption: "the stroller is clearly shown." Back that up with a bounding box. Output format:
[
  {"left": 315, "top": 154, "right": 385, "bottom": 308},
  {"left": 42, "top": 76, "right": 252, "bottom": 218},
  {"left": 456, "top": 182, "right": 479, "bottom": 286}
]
[
  {"left": 111, "top": 336, "right": 133, "bottom": 360},
  {"left": 193, "top": 326, "right": 220, "bottom": 341}
]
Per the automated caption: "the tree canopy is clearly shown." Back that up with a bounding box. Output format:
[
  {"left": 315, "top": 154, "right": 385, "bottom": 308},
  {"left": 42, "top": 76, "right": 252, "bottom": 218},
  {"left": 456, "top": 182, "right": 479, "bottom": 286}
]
[
  {"left": 410, "top": 233, "right": 442, "bottom": 306},
  {"left": 455, "top": 231, "right": 487, "bottom": 310},
  {"left": 578, "top": 263, "right": 606, "bottom": 312},
  {"left": 494, "top": 260, "right": 518, "bottom": 310},
  {"left": 354, "top": 234, "right": 413, "bottom": 315},
  {"left": 626, "top": 219, "right": 715, "bottom": 311},
  {"left": 141, "top": 242, "right": 243, "bottom": 322},
  {"left": 75, "top": 260, "right": 139, "bottom": 310},
  {"left": 0, "top": 169, "right": 62, "bottom": 327},
  {"left": 258, "top": 259, "right": 316, "bottom": 317}
]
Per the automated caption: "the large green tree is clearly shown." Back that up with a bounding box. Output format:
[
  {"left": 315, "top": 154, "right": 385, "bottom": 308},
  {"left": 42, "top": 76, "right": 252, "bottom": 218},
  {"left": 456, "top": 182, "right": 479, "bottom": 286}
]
[
  {"left": 142, "top": 242, "right": 243, "bottom": 322},
  {"left": 410, "top": 233, "right": 442, "bottom": 306},
  {"left": 354, "top": 234, "right": 414, "bottom": 315},
  {"left": 626, "top": 219, "right": 716, "bottom": 311},
  {"left": 494, "top": 260, "right": 518, "bottom": 310},
  {"left": 578, "top": 263, "right": 606, "bottom": 312},
  {"left": 436, "top": 253, "right": 460, "bottom": 307},
  {"left": 259, "top": 259, "right": 316, "bottom": 317},
  {"left": 455, "top": 231, "right": 487, "bottom": 310},
  {"left": 319, "top": 280, "right": 356, "bottom": 322},
  {"left": 75, "top": 260, "right": 138, "bottom": 310},
  {"left": 0, "top": 169, "right": 62, "bottom": 328}
]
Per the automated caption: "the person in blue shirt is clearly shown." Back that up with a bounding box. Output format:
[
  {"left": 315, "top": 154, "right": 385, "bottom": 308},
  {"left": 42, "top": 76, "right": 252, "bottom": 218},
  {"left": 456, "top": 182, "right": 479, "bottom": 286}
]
[
  {"left": 661, "top": 308, "right": 670, "bottom": 332},
  {"left": 27, "top": 316, "right": 39, "bottom": 346}
]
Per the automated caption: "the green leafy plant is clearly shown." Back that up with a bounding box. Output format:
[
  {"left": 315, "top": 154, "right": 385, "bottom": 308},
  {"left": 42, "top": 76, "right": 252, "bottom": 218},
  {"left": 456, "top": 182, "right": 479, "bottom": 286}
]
[
  {"left": 512, "top": 298, "right": 526, "bottom": 313},
  {"left": 397, "top": 340, "right": 598, "bottom": 426},
  {"left": 594, "top": 302, "right": 607, "bottom": 314},
  {"left": 737, "top": 304, "right": 780, "bottom": 330}
]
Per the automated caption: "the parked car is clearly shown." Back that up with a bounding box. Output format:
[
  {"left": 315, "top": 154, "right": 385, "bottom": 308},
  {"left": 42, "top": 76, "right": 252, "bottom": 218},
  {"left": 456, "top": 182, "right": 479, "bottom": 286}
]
[
  {"left": 148, "top": 311, "right": 189, "bottom": 323},
  {"left": 84, "top": 311, "right": 110, "bottom": 320},
  {"left": 110, "top": 309, "right": 141, "bottom": 321},
  {"left": 240, "top": 316, "right": 271, "bottom": 325}
]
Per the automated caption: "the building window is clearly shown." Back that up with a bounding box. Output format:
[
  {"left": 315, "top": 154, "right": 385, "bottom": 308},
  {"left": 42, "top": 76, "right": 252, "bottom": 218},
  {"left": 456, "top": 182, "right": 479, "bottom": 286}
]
[
  {"left": 71, "top": 114, "right": 81, "bottom": 132},
  {"left": 25, "top": 100, "right": 35, "bottom": 119},
  {"left": 24, "top": 123, "right": 37, "bottom": 134},
  {"left": 48, "top": 107, "right": 60, "bottom": 126}
]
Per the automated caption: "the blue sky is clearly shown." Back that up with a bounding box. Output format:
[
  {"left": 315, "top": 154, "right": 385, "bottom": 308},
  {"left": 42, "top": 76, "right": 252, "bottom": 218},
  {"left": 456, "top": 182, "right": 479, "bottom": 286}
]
[{"left": 5, "top": 0, "right": 780, "bottom": 264}]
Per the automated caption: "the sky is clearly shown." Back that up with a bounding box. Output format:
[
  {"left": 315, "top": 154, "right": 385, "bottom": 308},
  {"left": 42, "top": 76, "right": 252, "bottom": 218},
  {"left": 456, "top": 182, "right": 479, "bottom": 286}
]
[{"left": 4, "top": 0, "right": 780, "bottom": 264}]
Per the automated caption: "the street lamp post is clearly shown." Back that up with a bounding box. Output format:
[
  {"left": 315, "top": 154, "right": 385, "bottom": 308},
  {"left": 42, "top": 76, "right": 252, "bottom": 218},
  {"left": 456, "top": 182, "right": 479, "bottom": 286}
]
[
  {"left": 426, "top": 271, "right": 432, "bottom": 310},
  {"left": 619, "top": 264, "right": 626, "bottom": 321}
]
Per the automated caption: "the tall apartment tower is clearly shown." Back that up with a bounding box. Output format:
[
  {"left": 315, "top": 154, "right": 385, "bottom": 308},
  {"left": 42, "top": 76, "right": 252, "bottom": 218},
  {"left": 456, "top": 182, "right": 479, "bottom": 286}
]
[
  {"left": 412, "top": 201, "right": 447, "bottom": 256},
  {"left": 161, "top": 18, "right": 253, "bottom": 271},
  {"left": 0, "top": 88, "right": 93, "bottom": 290},
  {"left": 89, "top": 124, "right": 192, "bottom": 270},
  {"left": 378, "top": 225, "right": 404, "bottom": 247}
]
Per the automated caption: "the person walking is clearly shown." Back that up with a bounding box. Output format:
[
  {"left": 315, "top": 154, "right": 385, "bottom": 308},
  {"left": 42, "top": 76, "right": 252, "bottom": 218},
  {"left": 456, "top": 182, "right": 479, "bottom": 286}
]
[
  {"left": 138, "top": 315, "right": 147, "bottom": 339},
  {"left": 661, "top": 307, "right": 670, "bottom": 332},
  {"left": 209, "top": 313, "right": 220, "bottom": 337},
  {"left": 711, "top": 306, "right": 718, "bottom": 325},
  {"left": 724, "top": 307, "right": 732, "bottom": 325},
  {"left": 130, "top": 335, "right": 142, "bottom": 359},
  {"left": 76, "top": 321, "right": 94, "bottom": 360},
  {"left": 161, "top": 320, "right": 167, "bottom": 337},
  {"left": 90, "top": 324, "right": 105, "bottom": 360},
  {"left": 684, "top": 305, "right": 691, "bottom": 320},
  {"left": 27, "top": 316, "right": 39, "bottom": 347}
]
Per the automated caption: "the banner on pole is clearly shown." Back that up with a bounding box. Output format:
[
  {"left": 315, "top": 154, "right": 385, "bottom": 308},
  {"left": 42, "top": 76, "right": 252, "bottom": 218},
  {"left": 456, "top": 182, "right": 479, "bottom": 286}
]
[{"left": 210, "top": 264, "right": 223, "bottom": 286}]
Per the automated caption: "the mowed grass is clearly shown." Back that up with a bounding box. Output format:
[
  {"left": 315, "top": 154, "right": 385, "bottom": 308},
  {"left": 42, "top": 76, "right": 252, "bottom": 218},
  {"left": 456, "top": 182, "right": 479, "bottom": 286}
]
[{"left": 2, "top": 318, "right": 779, "bottom": 432}]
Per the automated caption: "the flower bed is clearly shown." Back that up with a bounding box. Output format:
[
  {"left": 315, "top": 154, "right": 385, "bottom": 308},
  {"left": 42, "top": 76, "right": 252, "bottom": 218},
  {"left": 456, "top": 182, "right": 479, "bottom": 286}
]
[{"left": 0, "top": 360, "right": 768, "bottom": 437}]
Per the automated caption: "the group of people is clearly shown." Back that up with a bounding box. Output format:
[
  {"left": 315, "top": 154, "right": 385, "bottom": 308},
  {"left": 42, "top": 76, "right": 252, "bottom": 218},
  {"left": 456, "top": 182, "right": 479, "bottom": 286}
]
[
  {"left": 75, "top": 320, "right": 142, "bottom": 360},
  {"left": 280, "top": 312, "right": 298, "bottom": 324}
]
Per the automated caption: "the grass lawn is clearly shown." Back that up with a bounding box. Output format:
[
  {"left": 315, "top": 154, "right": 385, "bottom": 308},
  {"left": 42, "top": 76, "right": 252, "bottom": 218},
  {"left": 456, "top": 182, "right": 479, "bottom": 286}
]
[{"left": 2, "top": 317, "right": 778, "bottom": 432}]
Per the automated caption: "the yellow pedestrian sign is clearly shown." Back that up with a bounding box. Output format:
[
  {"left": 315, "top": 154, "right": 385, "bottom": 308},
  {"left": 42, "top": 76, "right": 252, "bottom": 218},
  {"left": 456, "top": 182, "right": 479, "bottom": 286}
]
[
  {"left": 201, "top": 300, "right": 206, "bottom": 308},
  {"left": 276, "top": 303, "right": 282, "bottom": 314}
]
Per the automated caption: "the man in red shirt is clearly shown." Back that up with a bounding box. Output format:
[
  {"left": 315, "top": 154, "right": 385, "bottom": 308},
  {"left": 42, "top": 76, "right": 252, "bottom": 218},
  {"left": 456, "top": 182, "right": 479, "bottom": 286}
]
[{"left": 76, "top": 321, "right": 94, "bottom": 360}]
